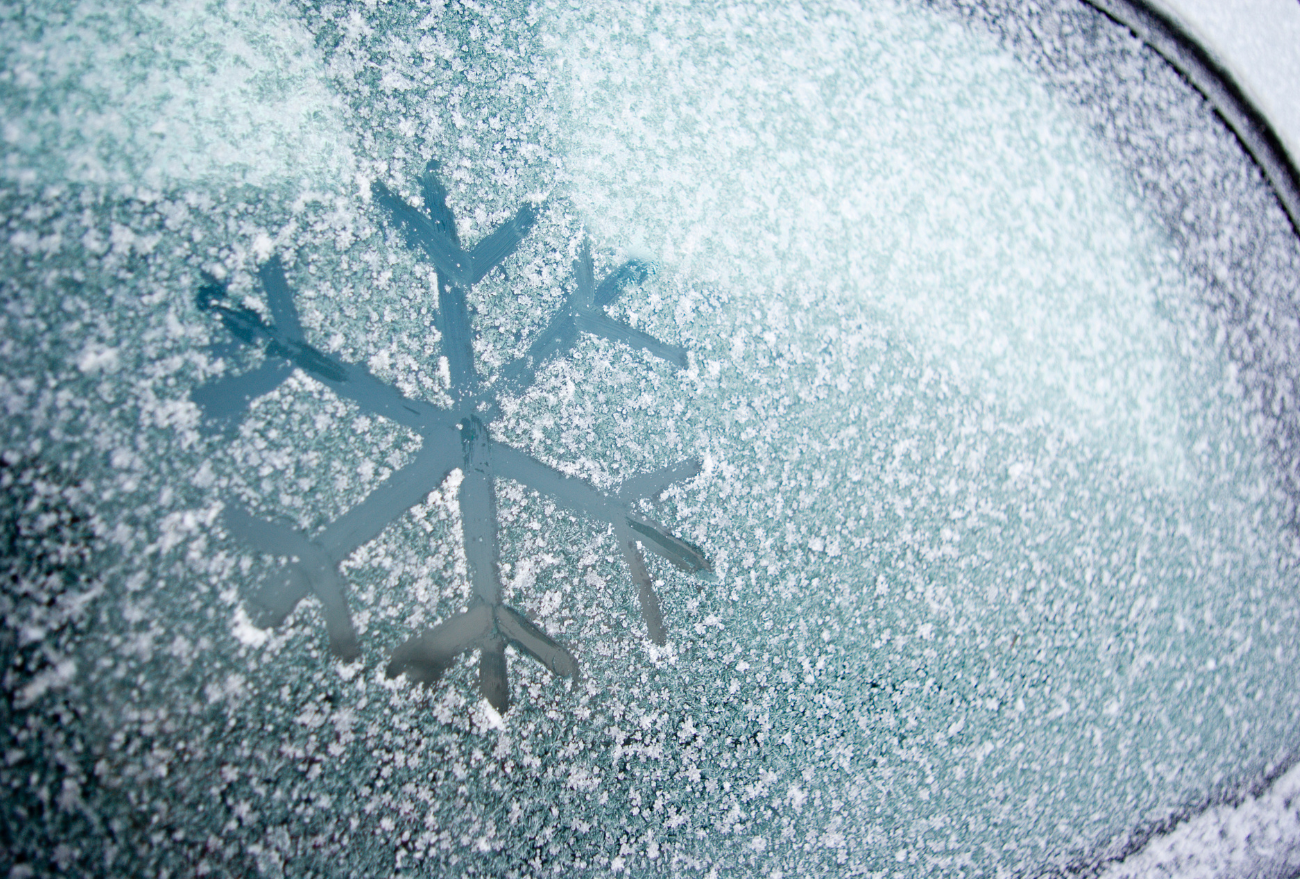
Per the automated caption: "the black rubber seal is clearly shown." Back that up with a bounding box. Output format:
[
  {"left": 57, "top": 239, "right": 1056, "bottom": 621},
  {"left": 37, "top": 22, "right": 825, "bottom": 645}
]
[
  {"left": 1080, "top": 0, "right": 1300, "bottom": 240},
  {"left": 1057, "top": 4, "right": 1300, "bottom": 874}
]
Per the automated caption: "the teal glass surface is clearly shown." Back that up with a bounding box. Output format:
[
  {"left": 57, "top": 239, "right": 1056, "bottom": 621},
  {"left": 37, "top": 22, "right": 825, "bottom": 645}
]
[{"left": 3, "top": 1, "right": 1299, "bottom": 876}]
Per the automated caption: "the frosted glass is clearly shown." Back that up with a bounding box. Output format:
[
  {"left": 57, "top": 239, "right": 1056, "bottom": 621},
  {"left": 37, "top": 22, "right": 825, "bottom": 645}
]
[{"left": 2, "top": 0, "right": 1299, "bottom": 876}]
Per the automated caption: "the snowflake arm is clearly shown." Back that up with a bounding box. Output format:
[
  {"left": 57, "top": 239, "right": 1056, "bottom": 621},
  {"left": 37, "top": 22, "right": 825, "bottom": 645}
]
[
  {"left": 571, "top": 310, "right": 689, "bottom": 368},
  {"left": 385, "top": 603, "right": 492, "bottom": 686},
  {"left": 222, "top": 505, "right": 361, "bottom": 661},
  {"left": 191, "top": 358, "right": 295, "bottom": 427},
  {"left": 373, "top": 163, "right": 536, "bottom": 400},
  {"left": 617, "top": 459, "right": 704, "bottom": 503},
  {"left": 457, "top": 416, "right": 500, "bottom": 607},
  {"left": 494, "top": 241, "right": 684, "bottom": 400},
  {"left": 219, "top": 439, "right": 460, "bottom": 660},
  {"left": 376, "top": 163, "right": 536, "bottom": 288},
  {"left": 568, "top": 240, "right": 687, "bottom": 367},
  {"left": 381, "top": 416, "right": 582, "bottom": 713},
  {"left": 384, "top": 600, "right": 580, "bottom": 713},
  {"left": 613, "top": 459, "right": 706, "bottom": 644},
  {"left": 259, "top": 256, "right": 305, "bottom": 339},
  {"left": 491, "top": 443, "right": 709, "bottom": 646},
  {"left": 490, "top": 444, "right": 711, "bottom": 575},
  {"left": 191, "top": 262, "right": 454, "bottom": 435},
  {"left": 318, "top": 440, "right": 460, "bottom": 557}
]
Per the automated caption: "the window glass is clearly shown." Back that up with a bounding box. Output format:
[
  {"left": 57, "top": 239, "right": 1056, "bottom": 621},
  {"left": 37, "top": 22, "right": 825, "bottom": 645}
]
[{"left": 3, "top": 1, "right": 1299, "bottom": 876}]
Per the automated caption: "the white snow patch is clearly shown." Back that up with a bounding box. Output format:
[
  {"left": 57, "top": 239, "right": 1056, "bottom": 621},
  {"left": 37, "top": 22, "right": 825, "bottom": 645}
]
[
  {"left": 478, "top": 699, "right": 506, "bottom": 732},
  {"left": 231, "top": 606, "right": 270, "bottom": 647},
  {"left": 76, "top": 343, "right": 119, "bottom": 374},
  {"left": 549, "top": 0, "right": 1202, "bottom": 482},
  {"left": 16, "top": 659, "right": 76, "bottom": 707},
  {"left": 2, "top": 0, "right": 357, "bottom": 192}
]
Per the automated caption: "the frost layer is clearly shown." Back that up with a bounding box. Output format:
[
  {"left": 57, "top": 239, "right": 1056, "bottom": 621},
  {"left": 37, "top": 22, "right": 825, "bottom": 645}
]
[
  {"left": 0, "top": 0, "right": 356, "bottom": 191},
  {"left": 2, "top": 0, "right": 1300, "bottom": 877}
]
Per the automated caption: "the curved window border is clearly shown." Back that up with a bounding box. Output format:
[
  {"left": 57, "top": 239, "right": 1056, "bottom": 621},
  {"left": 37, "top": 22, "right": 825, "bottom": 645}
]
[
  {"left": 1082, "top": 0, "right": 1300, "bottom": 239},
  {"left": 1058, "top": 1, "right": 1300, "bottom": 872}
]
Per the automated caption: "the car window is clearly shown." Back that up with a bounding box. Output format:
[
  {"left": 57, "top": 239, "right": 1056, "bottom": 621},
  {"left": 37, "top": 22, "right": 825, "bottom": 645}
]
[{"left": 3, "top": 1, "right": 1299, "bottom": 876}]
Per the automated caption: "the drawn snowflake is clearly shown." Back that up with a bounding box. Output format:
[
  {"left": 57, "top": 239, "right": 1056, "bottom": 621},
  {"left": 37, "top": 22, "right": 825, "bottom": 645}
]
[{"left": 192, "top": 161, "right": 712, "bottom": 712}]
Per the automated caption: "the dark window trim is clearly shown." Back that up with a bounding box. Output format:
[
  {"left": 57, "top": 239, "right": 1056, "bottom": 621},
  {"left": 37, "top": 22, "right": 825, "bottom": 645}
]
[{"left": 1081, "top": 0, "right": 1300, "bottom": 239}]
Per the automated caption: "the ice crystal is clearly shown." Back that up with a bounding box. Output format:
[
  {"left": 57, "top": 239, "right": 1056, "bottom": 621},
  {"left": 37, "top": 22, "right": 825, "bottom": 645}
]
[{"left": 192, "top": 161, "right": 712, "bottom": 712}]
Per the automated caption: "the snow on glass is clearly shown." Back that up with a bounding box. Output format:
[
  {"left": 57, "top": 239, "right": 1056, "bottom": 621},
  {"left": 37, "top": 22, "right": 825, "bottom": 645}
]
[
  {"left": 192, "top": 162, "right": 712, "bottom": 712},
  {"left": 4, "top": 0, "right": 1300, "bottom": 876}
]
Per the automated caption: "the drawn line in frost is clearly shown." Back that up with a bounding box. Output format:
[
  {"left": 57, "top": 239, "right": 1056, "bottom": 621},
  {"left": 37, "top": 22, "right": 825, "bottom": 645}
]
[{"left": 192, "top": 160, "right": 714, "bottom": 712}]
